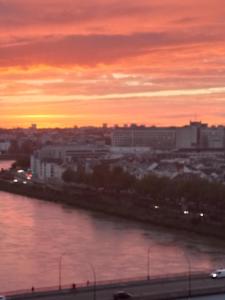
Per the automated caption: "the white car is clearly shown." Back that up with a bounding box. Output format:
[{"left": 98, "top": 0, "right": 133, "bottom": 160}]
[{"left": 211, "top": 269, "right": 225, "bottom": 278}]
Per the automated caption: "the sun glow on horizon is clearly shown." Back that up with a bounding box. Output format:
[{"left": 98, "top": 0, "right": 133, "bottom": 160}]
[{"left": 1, "top": 0, "right": 225, "bottom": 128}]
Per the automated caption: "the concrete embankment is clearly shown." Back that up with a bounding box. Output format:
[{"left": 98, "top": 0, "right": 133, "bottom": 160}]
[{"left": 0, "top": 179, "right": 224, "bottom": 239}]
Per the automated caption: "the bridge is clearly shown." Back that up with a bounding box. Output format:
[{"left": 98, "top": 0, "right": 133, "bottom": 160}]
[{"left": 4, "top": 272, "right": 225, "bottom": 300}]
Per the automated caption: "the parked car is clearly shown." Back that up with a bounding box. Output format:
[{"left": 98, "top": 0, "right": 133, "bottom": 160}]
[
  {"left": 210, "top": 268, "right": 225, "bottom": 278},
  {"left": 113, "top": 291, "right": 133, "bottom": 299}
]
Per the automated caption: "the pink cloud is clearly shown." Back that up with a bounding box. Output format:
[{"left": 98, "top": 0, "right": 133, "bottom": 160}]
[
  {"left": 1, "top": 0, "right": 225, "bottom": 127},
  {"left": 0, "top": 29, "right": 224, "bottom": 68}
]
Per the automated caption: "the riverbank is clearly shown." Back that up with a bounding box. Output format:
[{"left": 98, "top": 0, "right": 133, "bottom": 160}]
[{"left": 0, "top": 179, "right": 224, "bottom": 239}]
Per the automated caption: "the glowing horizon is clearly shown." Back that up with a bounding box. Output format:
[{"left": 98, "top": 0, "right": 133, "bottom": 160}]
[{"left": 1, "top": 0, "right": 225, "bottom": 128}]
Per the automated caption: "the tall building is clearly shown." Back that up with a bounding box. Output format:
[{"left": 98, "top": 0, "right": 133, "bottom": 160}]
[
  {"left": 176, "top": 122, "right": 206, "bottom": 149},
  {"left": 200, "top": 126, "right": 225, "bottom": 149},
  {"left": 176, "top": 122, "right": 225, "bottom": 150}
]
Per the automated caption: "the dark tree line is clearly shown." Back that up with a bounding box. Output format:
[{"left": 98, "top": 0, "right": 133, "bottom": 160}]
[
  {"left": 62, "top": 164, "right": 225, "bottom": 220},
  {"left": 62, "top": 164, "right": 135, "bottom": 191}
]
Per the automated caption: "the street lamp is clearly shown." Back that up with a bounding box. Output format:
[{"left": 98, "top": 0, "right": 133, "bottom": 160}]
[
  {"left": 58, "top": 252, "right": 79, "bottom": 290},
  {"left": 58, "top": 255, "right": 63, "bottom": 290},
  {"left": 147, "top": 247, "right": 150, "bottom": 280},
  {"left": 184, "top": 254, "right": 191, "bottom": 299},
  {"left": 89, "top": 263, "right": 96, "bottom": 300},
  {"left": 58, "top": 253, "right": 68, "bottom": 290}
]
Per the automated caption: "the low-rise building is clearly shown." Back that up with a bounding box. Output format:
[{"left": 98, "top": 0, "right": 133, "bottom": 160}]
[{"left": 31, "top": 144, "right": 109, "bottom": 182}]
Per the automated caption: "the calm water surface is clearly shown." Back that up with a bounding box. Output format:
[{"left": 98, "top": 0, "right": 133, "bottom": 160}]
[
  {"left": 0, "top": 160, "right": 225, "bottom": 292},
  {"left": 0, "top": 160, "right": 14, "bottom": 170}
]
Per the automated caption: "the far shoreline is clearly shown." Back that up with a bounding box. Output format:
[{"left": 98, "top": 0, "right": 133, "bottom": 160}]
[{"left": 0, "top": 178, "right": 225, "bottom": 242}]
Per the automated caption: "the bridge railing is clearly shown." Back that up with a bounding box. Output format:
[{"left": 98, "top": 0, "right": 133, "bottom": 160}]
[{"left": 2, "top": 269, "right": 211, "bottom": 298}]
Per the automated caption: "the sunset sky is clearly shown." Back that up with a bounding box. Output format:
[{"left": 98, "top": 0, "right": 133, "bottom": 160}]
[{"left": 1, "top": 0, "right": 225, "bottom": 128}]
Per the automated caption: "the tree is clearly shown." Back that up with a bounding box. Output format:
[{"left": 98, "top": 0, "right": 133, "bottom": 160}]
[
  {"left": 8, "top": 140, "right": 19, "bottom": 153},
  {"left": 11, "top": 157, "right": 30, "bottom": 169},
  {"left": 62, "top": 168, "right": 76, "bottom": 183}
]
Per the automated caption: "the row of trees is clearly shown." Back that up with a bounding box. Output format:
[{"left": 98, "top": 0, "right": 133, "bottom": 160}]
[
  {"left": 62, "top": 163, "right": 225, "bottom": 214},
  {"left": 11, "top": 157, "right": 31, "bottom": 169},
  {"left": 8, "top": 139, "right": 38, "bottom": 155},
  {"left": 62, "top": 164, "right": 135, "bottom": 191}
]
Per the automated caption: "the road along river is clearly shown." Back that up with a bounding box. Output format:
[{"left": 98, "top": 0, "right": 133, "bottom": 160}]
[{"left": 0, "top": 160, "right": 225, "bottom": 292}]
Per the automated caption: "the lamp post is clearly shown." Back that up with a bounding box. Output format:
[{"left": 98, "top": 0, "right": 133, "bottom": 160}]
[
  {"left": 89, "top": 263, "right": 96, "bottom": 300},
  {"left": 184, "top": 254, "right": 191, "bottom": 299},
  {"left": 147, "top": 247, "right": 150, "bottom": 280},
  {"left": 58, "top": 254, "right": 66, "bottom": 290},
  {"left": 58, "top": 255, "right": 62, "bottom": 290}
]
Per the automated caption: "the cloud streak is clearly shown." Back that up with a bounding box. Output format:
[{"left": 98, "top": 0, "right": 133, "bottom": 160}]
[
  {"left": 0, "top": 30, "right": 223, "bottom": 68},
  {"left": 1, "top": 0, "right": 225, "bottom": 127}
]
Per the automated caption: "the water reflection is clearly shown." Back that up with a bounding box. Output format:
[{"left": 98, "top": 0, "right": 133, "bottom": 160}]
[
  {"left": 0, "top": 160, "right": 14, "bottom": 170},
  {"left": 0, "top": 162, "right": 225, "bottom": 292}
]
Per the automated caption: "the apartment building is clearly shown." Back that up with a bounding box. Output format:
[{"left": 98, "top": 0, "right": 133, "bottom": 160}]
[
  {"left": 176, "top": 122, "right": 225, "bottom": 150},
  {"left": 31, "top": 144, "right": 109, "bottom": 182},
  {"left": 112, "top": 125, "right": 176, "bottom": 149}
]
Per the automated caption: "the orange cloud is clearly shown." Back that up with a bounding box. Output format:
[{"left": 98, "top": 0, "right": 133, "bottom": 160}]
[{"left": 0, "top": 0, "right": 225, "bottom": 127}]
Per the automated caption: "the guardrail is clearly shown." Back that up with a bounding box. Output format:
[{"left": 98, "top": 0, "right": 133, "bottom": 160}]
[{"left": 2, "top": 270, "right": 211, "bottom": 298}]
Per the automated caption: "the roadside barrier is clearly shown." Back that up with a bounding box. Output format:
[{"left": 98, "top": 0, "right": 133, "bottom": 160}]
[{"left": 2, "top": 270, "right": 211, "bottom": 298}]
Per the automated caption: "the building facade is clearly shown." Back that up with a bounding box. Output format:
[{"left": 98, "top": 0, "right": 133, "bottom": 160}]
[
  {"left": 31, "top": 144, "right": 109, "bottom": 182},
  {"left": 112, "top": 125, "right": 176, "bottom": 149},
  {"left": 176, "top": 122, "right": 225, "bottom": 150}
]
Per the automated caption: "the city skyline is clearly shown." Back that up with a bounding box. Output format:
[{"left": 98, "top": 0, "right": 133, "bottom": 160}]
[
  {"left": 1, "top": 0, "right": 225, "bottom": 128},
  {"left": 1, "top": 120, "right": 225, "bottom": 130}
]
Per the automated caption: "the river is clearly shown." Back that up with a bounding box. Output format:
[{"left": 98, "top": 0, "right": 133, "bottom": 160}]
[
  {"left": 0, "top": 160, "right": 14, "bottom": 170},
  {"left": 0, "top": 160, "right": 225, "bottom": 293}
]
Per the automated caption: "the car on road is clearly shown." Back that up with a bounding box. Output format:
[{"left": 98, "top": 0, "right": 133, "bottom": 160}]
[
  {"left": 210, "top": 268, "right": 225, "bottom": 278},
  {"left": 113, "top": 291, "right": 133, "bottom": 299}
]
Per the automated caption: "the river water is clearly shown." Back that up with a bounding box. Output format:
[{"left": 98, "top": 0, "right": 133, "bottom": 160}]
[
  {"left": 0, "top": 160, "right": 225, "bottom": 292},
  {"left": 0, "top": 160, "right": 14, "bottom": 170}
]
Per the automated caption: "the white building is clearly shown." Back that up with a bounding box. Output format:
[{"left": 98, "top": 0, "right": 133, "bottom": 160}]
[
  {"left": 31, "top": 156, "right": 69, "bottom": 183},
  {"left": 31, "top": 144, "right": 109, "bottom": 182}
]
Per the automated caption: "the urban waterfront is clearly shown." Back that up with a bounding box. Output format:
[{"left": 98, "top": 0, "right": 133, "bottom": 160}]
[{"left": 0, "top": 160, "right": 225, "bottom": 292}]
